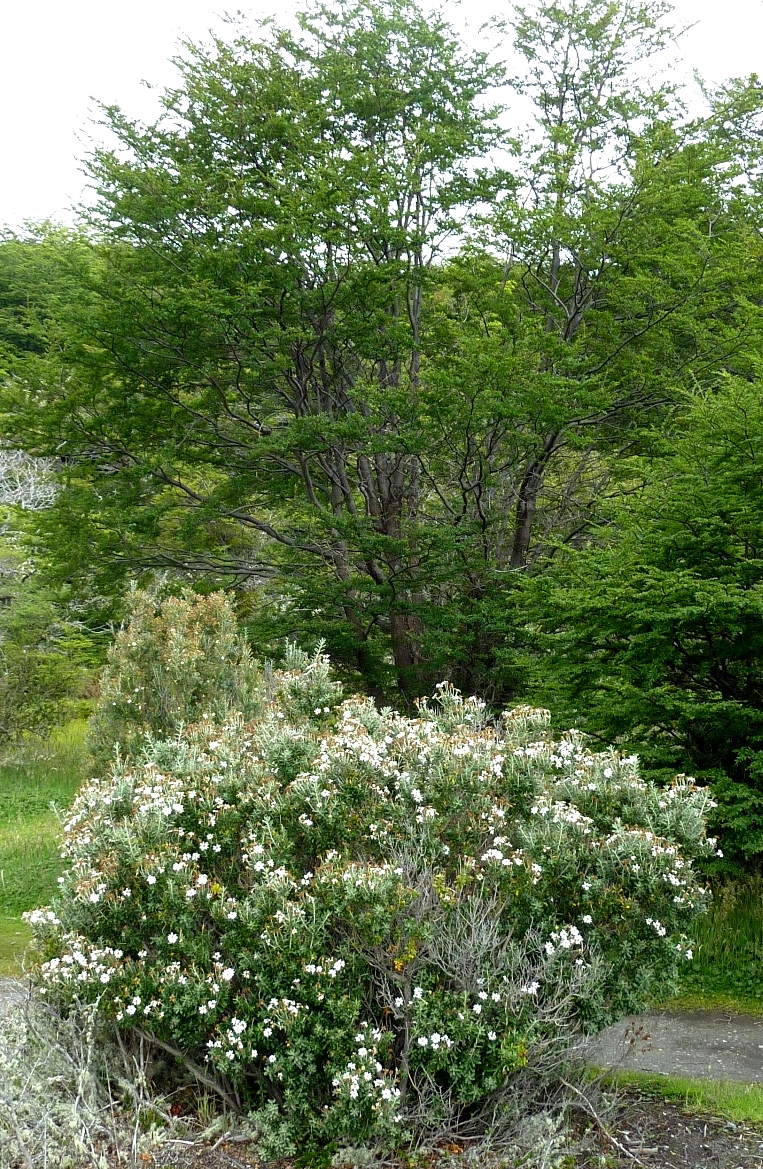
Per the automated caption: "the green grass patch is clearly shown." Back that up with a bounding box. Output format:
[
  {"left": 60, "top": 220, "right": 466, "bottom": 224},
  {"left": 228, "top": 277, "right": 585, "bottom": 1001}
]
[
  {"left": 606, "top": 1069, "right": 763, "bottom": 1124},
  {"left": 0, "top": 915, "right": 31, "bottom": 975},
  {"left": 665, "top": 877, "right": 763, "bottom": 1011},
  {"left": 659, "top": 989, "right": 763, "bottom": 1016},
  {"left": 0, "top": 721, "right": 87, "bottom": 968}
]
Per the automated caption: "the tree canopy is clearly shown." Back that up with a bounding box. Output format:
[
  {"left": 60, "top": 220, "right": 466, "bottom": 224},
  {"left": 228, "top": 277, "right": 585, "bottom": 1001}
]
[{"left": 3, "top": 0, "right": 763, "bottom": 859}]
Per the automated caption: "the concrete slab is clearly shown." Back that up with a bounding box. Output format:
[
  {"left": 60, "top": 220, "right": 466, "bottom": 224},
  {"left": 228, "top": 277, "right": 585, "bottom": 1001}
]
[{"left": 578, "top": 1010, "right": 763, "bottom": 1082}]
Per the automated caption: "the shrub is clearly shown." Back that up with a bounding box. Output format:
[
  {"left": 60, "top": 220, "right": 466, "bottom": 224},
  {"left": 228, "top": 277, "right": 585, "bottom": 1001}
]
[
  {"left": 88, "top": 588, "right": 262, "bottom": 768},
  {"left": 0, "top": 988, "right": 128, "bottom": 1168},
  {"left": 29, "top": 651, "right": 714, "bottom": 1158}
]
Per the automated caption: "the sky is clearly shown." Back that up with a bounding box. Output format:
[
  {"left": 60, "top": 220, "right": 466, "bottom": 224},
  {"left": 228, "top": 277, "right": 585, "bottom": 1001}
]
[{"left": 1, "top": 0, "right": 762, "bottom": 231}]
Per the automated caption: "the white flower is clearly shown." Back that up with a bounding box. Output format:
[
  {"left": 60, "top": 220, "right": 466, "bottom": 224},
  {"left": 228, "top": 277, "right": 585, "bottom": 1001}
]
[
  {"left": 488, "top": 1030, "right": 497, "bottom": 1041},
  {"left": 581, "top": 914, "right": 593, "bottom": 924},
  {"left": 146, "top": 874, "right": 156, "bottom": 885},
  {"left": 167, "top": 933, "right": 178, "bottom": 944},
  {"left": 417, "top": 1036, "right": 428, "bottom": 1046},
  {"left": 472, "top": 1004, "right": 482, "bottom": 1015},
  {"left": 412, "top": 986, "right": 424, "bottom": 1000},
  {"left": 221, "top": 968, "right": 235, "bottom": 981}
]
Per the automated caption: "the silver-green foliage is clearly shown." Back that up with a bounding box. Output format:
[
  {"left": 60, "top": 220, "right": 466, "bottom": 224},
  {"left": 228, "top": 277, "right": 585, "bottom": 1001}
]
[
  {"left": 88, "top": 589, "right": 263, "bottom": 768},
  {"left": 31, "top": 653, "right": 713, "bottom": 1155}
]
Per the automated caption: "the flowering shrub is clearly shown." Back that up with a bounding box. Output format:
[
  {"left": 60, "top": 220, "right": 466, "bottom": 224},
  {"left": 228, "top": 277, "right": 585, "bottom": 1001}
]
[
  {"left": 88, "top": 588, "right": 262, "bottom": 768},
  {"left": 29, "top": 649, "right": 714, "bottom": 1156}
]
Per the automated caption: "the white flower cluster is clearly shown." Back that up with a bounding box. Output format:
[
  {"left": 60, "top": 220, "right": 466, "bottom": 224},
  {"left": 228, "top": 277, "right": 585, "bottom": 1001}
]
[
  {"left": 37, "top": 935, "right": 125, "bottom": 989},
  {"left": 415, "top": 1031, "right": 454, "bottom": 1050},
  {"left": 529, "top": 799, "right": 593, "bottom": 831},
  {"left": 544, "top": 925, "right": 584, "bottom": 957},
  {"left": 332, "top": 1027, "right": 401, "bottom": 1117}
]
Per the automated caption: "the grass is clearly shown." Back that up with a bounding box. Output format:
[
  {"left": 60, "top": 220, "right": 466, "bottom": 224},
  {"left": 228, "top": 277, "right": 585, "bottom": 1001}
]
[
  {"left": 653, "top": 876, "right": 763, "bottom": 1016},
  {"left": 0, "top": 721, "right": 88, "bottom": 974},
  {"left": 604, "top": 1069, "right": 763, "bottom": 1124}
]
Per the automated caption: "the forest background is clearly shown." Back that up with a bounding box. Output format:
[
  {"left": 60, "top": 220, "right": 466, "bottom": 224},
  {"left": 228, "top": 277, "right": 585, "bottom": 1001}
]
[{"left": 2, "top": 0, "right": 763, "bottom": 871}]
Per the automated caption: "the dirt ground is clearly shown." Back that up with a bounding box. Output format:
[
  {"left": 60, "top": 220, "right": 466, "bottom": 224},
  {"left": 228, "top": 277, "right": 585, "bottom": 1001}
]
[
  {"left": 111, "top": 1092, "right": 763, "bottom": 1169},
  {"left": 579, "top": 1091, "right": 763, "bottom": 1167}
]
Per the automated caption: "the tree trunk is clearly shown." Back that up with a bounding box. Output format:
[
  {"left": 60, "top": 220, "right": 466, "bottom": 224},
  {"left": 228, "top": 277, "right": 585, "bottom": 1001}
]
[
  {"left": 510, "top": 433, "right": 559, "bottom": 569},
  {"left": 389, "top": 609, "right": 427, "bottom": 700}
]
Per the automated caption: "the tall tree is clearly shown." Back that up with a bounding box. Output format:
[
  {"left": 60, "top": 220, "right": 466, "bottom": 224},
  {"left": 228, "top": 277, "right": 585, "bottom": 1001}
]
[
  {"left": 3, "top": 0, "right": 507, "bottom": 697},
  {"left": 526, "top": 378, "right": 763, "bottom": 866},
  {"left": 2, "top": 0, "right": 763, "bottom": 702},
  {"left": 488, "top": 0, "right": 763, "bottom": 571}
]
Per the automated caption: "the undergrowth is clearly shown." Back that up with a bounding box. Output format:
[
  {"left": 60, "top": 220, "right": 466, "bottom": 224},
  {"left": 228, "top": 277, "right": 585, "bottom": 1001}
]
[
  {"left": 676, "top": 877, "right": 763, "bottom": 1010},
  {"left": 605, "top": 1070, "right": 763, "bottom": 1125}
]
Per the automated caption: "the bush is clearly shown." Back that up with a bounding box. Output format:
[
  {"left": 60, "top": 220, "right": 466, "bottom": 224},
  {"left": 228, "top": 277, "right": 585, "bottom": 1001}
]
[
  {"left": 29, "top": 649, "right": 714, "bottom": 1158},
  {"left": 88, "top": 588, "right": 262, "bottom": 768},
  {"left": 0, "top": 989, "right": 120, "bottom": 1168}
]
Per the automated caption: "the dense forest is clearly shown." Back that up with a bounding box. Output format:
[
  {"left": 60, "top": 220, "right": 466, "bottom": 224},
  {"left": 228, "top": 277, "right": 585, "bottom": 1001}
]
[{"left": 2, "top": 0, "right": 763, "bottom": 865}]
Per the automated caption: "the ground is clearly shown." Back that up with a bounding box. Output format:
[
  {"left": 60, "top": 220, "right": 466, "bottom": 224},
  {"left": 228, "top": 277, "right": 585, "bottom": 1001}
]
[
  {"left": 108, "top": 1099, "right": 763, "bottom": 1168},
  {"left": 579, "top": 1010, "right": 763, "bottom": 1082}
]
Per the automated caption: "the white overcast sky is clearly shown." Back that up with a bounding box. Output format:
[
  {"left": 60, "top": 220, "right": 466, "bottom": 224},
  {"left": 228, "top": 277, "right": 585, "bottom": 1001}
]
[{"left": 1, "top": 0, "right": 762, "bottom": 230}]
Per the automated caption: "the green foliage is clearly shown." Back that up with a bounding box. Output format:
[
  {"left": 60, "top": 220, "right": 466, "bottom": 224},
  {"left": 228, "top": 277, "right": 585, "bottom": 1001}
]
[
  {"left": 527, "top": 379, "right": 763, "bottom": 865},
  {"left": 0, "top": 549, "right": 93, "bottom": 744},
  {"left": 0, "top": 226, "right": 96, "bottom": 367},
  {"left": 88, "top": 589, "right": 264, "bottom": 768},
  {"left": 3, "top": 1, "right": 761, "bottom": 705},
  {"left": 679, "top": 878, "right": 763, "bottom": 1003},
  {"left": 30, "top": 645, "right": 712, "bottom": 1155}
]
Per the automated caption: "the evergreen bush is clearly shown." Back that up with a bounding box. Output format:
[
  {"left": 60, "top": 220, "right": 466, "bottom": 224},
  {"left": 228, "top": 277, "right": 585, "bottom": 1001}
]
[
  {"left": 88, "top": 588, "right": 262, "bottom": 768},
  {"left": 28, "top": 635, "right": 714, "bottom": 1157}
]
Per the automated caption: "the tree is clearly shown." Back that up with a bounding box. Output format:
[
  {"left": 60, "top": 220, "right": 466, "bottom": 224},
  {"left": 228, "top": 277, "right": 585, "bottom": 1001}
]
[
  {"left": 527, "top": 378, "right": 763, "bottom": 866},
  {"left": 487, "top": 0, "right": 763, "bottom": 570},
  {"left": 3, "top": 0, "right": 509, "bottom": 698},
  {"left": 2, "top": 0, "right": 763, "bottom": 703}
]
